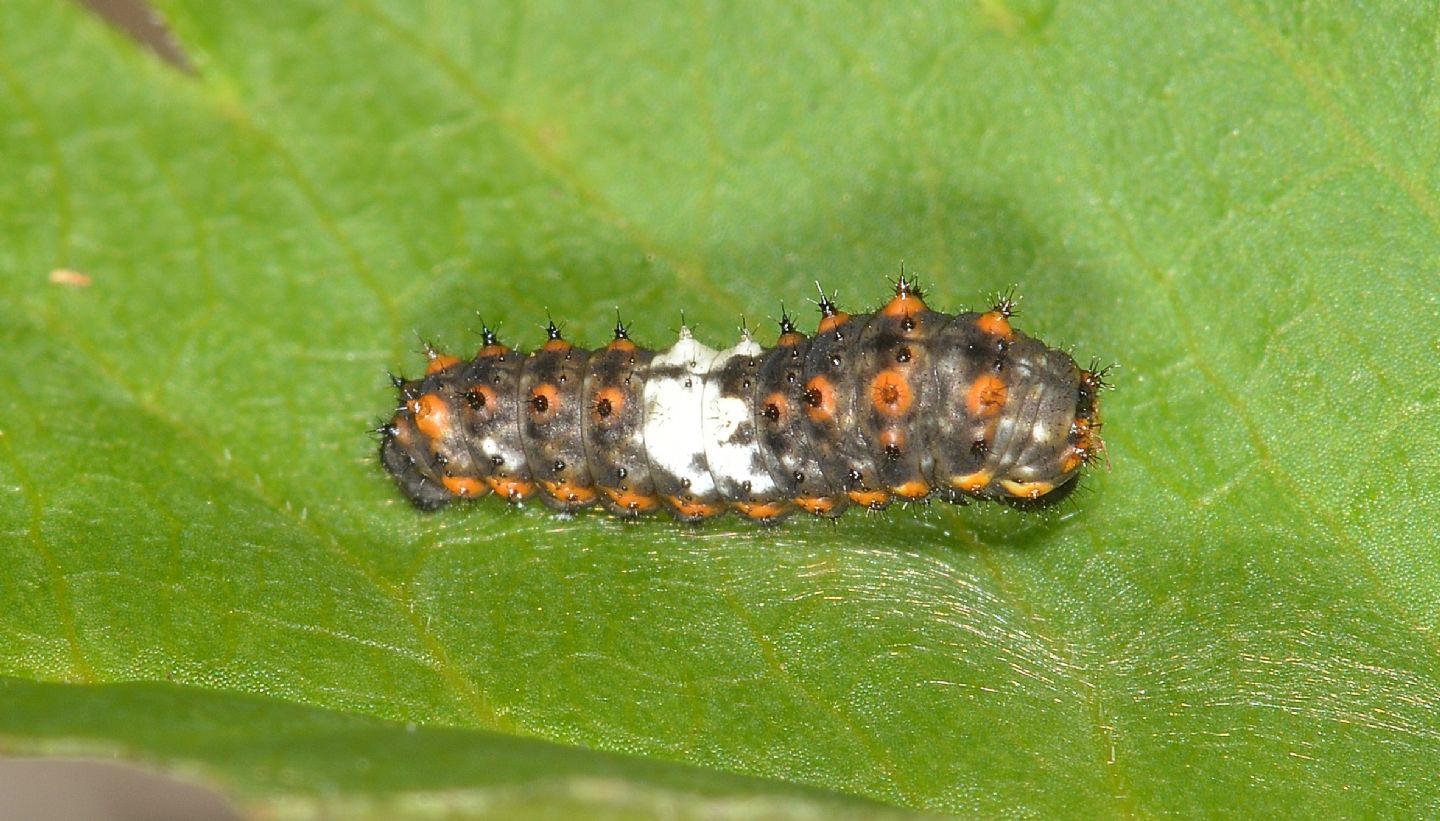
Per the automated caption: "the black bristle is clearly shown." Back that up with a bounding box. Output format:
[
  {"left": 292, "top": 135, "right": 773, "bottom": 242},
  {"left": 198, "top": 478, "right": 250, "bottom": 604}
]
[
  {"left": 479, "top": 320, "right": 500, "bottom": 347},
  {"left": 990, "top": 286, "right": 1019, "bottom": 317},
  {"left": 813, "top": 282, "right": 839, "bottom": 317},
  {"left": 777, "top": 302, "right": 797, "bottom": 335}
]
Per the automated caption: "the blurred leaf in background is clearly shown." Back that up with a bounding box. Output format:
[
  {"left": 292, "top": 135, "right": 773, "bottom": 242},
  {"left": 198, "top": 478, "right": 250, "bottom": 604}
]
[{"left": 0, "top": 0, "right": 1437, "bottom": 817}]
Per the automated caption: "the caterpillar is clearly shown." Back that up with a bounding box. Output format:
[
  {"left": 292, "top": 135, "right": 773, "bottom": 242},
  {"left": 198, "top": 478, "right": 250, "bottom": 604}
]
[{"left": 377, "top": 278, "right": 1106, "bottom": 523}]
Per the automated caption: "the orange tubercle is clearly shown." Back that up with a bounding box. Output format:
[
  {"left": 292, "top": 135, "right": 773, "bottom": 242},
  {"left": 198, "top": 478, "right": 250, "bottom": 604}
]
[
  {"left": 817, "top": 311, "right": 851, "bottom": 335},
  {"left": 880, "top": 292, "right": 928, "bottom": 318},
  {"left": 529, "top": 383, "right": 561, "bottom": 420},
  {"left": 465, "top": 385, "right": 498, "bottom": 412},
  {"left": 976, "top": 311, "right": 1013, "bottom": 339},
  {"left": 870, "top": 369, "right": 914, "bottom": 417},
  {"left": 1000, "top": 479, "right": 1054, "bottom": 499},
  {"left": 540, "top": 480, "right": 596, "bottom": 505},
  {"left": 794, "top": 495, "right": 840, "bottom": 516},
  {"left": 488, "top": 477, "right": 536, "bottom": 501},
  {"left": 804, "top": 376, "right": 838, "bottom": 422},
  {"left": 410, "top": 393, "right": 451, "bottom": 440},
  {"left": 442, "top": 476, "right": 488, "bottom": 498},
  {"left": 951, "top": 470, "right": 992, "bottom": 493},
  {"left": 664, "top": 495, "right": 725, "bottom": 519},
  {"left": 762, "top": 391, "right": 790, "bottom": 424},
  {"left": 424, "top": 353, "right": 462, "bottom": 375},
  {"left": 603, "top": 487, "right": 660, "bottom": 513},
  {"left": 591, "top": 387, "right": 626, "bottom": 422},
  {"left": 847, "top": 488, "right": 890, "bottom": 508},
  {"left": 966, "top": 374, "right": 1008, "bottom": 418},
  {"left": 735, "top": 500, "right": 788, "bottom": 520},
  {"left": 893, "top": 480, "right": 930, "bottom": 500}
]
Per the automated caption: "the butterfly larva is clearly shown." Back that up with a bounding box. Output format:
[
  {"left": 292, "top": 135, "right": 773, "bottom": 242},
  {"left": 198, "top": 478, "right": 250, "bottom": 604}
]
[{"left": 378, "top": 278, "right": 1107, "bottom": 522}]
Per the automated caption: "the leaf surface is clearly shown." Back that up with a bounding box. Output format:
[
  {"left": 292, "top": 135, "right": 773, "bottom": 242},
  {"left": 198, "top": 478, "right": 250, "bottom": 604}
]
[{"left": 1, "top": 0, "right": 1437, "bottom": 816}]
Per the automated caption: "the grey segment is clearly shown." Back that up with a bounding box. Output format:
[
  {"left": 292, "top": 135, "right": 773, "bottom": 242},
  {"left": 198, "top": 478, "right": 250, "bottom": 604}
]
[{"left": 519, "top": 343, "right": 595, "bottom": 510}]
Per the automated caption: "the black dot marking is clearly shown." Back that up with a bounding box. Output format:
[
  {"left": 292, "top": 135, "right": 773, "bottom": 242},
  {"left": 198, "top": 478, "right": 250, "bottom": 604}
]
[
  {"left": 596, "top": 398, "right": 613, "bottom": 418},
  {"left": 531, "top": 393, "right": 549, "bottom": 413},
  {"left": 884, "top": 444, "right": 901, "bottom": 460},
  {"left": 896, "top": 346, "right": 912, "bottom": 363},
  {"left": 763, "top": 402, "right": 781, "bottom": 421}
]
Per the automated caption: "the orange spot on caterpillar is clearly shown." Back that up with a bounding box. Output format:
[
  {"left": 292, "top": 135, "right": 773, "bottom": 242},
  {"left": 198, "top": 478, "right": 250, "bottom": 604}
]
[
  {"left": 880, "top": 291, "right": 927, "bottom": 318},
  {"left": 529, "top": 383, "right": 560, "bottom": 420},
  {"left": 664, "top": 495, "right": 725, "bottom": 520},
  {"left": 966, "top": 374, "right": 1007, "bottom": 418},
  {"left": 794, "top": 496, "right": 840, "bottom": 516},
  {"left": 893, "top": 480, "right": 929, "bottom": 500},
  {"left": 488, "top": 477, "right": 535, "bottom": 501},
  {"left": 977, "top": 311, "right": 1013, "bottom": 339},
  {"left": 804, "top": 376, "right": 837, "bottom": 422},
  {"left": 442, "top": 476, "right": 488, "bottom": 498},
  {"left": 735, "top": 500, "right": 788, "bottom": 520},
  {"left": 817, "top": 311, "right": 851, "bottom": 335},
  {"left": 592, "top": 387, "right": 625, "bottom": 423},
  {"left": 603, "top": 487, "right": 661, "bottom": 514},
  {"left": 541, "top": 480, "right": 596, "bottom": 505},
  {"left": 409, "top": 393, "right": 450, "bottom": 440},
  {"left": 870, "top": 369, "right": 914, "bottom": 417},
  {"left": 425, "top": 354, "right": 462, "bottom": 375},
  {"left": 1000, "top": 479, "right": 1054, "bottom": 499},
  {"left": 847, "top": 488, "right": 890, "bottom": 508},
  {"left": 952, "top": 470, "right": 992, "bottom": 493}
]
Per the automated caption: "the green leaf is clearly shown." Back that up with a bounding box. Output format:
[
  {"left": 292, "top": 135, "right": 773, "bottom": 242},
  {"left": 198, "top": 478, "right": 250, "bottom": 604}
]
[
  {"left": 0, "top": 676, "right": 903, "bottom": 819},
  {"left": 1, "top": 0, "right": 1437, "bottom": 817}
]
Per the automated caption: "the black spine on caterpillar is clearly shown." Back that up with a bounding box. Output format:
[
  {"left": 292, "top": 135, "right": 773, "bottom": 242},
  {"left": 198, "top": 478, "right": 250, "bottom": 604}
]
[{"left": 378, "top": 277, "right": 1107, "bottom": 523}]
